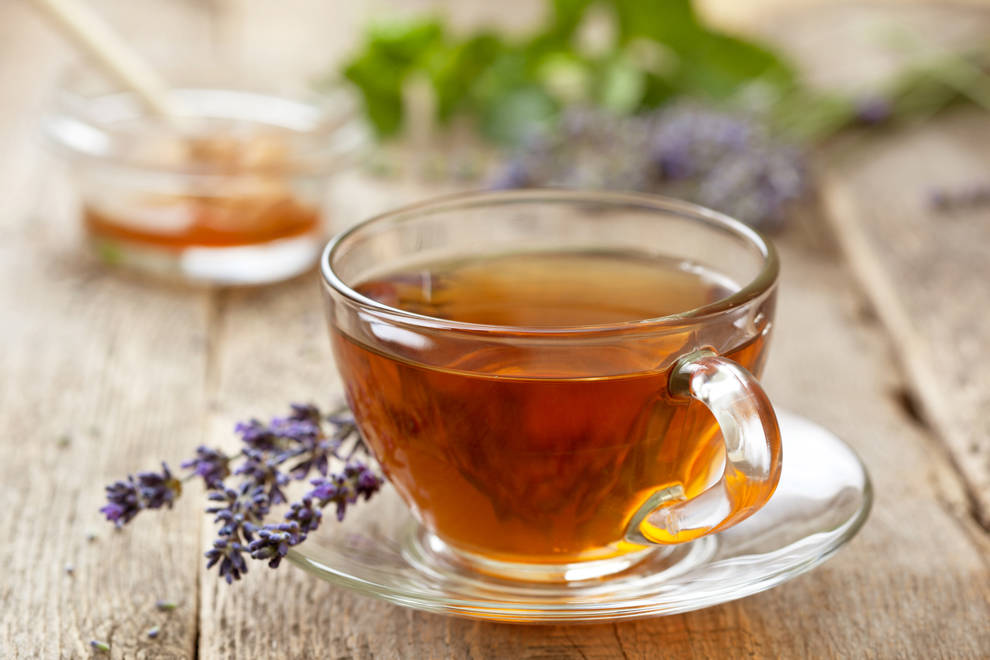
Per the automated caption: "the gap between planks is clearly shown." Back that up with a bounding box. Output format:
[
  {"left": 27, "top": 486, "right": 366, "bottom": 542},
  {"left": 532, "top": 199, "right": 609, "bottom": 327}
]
[{"left": 819, "top": 171, "right": 990, "bottom": 533}]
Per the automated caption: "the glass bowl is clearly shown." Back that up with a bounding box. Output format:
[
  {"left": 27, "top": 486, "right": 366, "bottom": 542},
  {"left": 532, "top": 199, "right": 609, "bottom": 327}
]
[{"left": 43, "top": 73, "right": 367, "bottom": 285}]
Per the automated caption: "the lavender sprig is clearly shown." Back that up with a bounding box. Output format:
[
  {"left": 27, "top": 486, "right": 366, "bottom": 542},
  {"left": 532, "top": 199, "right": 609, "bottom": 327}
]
[
  {"left": 929, "top": 183, "right": 990, "bottom": 213},
  {"left": 235, "top": 449, "right": 291, "bottom": 504},
  {"left": 245, "top": 462, "right": 384, "bottom": 568},
  {"left": 309, "top": 462, "right": 383, "bottom": 521},
  {"left": 100, "top": 463, "right": 181, "bottom": 526},
  {"left": 245, "top": 522, "right": 306, "bottom": 569},
  {"left": 180, "top": 446, "right": 230, "bottom": 488},
  {"left": 100, "top": 403, "right": 383, "bottom": 584}
]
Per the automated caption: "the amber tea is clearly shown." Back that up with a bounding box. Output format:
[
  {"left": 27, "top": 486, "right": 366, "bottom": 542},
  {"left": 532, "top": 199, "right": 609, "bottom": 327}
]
[{"left": 332, "top": 251, "right": 771, "bottom": 564}]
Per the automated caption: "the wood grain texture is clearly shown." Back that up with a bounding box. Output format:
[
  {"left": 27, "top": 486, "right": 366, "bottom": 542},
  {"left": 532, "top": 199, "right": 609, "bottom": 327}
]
[
  {"left": 763, "top": 3, "right": 990, "bottom": 94},
  {"left": 0, "top": 4, "right": 206, "bottom": 656},
  {"left": 0, "top": 2, "right": 66, "bottom": 234},
  {"left": 701, "top": 0, "right": 990, "bottom": 32},
  {"left": 0, "top": 238, "right": 208, "bottom": 660},
  {"left": 766, "top": 0, "right": 990, "bottom": 528},
  {"left": 1, "top": 1, "right": 988, "bottom": 658},
  {"left": 820, "top": 109, "right": 990, "bottom": 528},
  {"left": 0, "top": 2, "right": 211, "bottom": 658}
]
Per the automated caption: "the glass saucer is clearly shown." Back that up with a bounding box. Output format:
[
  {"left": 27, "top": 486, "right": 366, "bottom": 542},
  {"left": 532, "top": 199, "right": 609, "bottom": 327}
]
[{"left": 288, "top": 410, "right": 871, "bottom": 623}]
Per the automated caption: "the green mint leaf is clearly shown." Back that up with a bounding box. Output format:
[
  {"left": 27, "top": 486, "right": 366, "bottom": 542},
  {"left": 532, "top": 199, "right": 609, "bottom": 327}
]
[
  {"left": 594, "top": 55, "right": 646, "bottom": 113},
  {"left": 363, "top": 18, "right": 445, "bottom": 63},
  {"left": 612, "top": 0, "right": 701, "bottom": 50},
  {"left": 611, "top": 0, "right": 793, "bottom": 100},
  {"left": 548, "top": 0, "right": 595, "bottom": 40},
  {"left": 673, "top": 33, "right": 795, "bottom": 100},
  {"left": 336, "top": 1, "right": 799, "bottom": 142},
  {"left": 425, "top": 33, "right": 504, "bottom": 123},
  {"left": 341, "top": 18, "right": 447, "bottom": 136},
  {"left": 537, "top": 51, "right": 592, "bottom": 105},
  {"left": 480, "top": 86, "right": 557, "bottom": 145}
]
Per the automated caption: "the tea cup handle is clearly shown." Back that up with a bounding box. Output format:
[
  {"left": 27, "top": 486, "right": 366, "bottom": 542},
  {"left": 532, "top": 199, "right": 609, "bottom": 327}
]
[{"left": 626, "top": 349, "right": 782, "bottom": 545}]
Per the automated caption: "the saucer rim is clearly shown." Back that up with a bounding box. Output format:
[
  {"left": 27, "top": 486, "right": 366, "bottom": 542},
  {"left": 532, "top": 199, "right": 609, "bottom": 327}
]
[{"left": 287, "top": 410, "right": 873, "bottom": 622}]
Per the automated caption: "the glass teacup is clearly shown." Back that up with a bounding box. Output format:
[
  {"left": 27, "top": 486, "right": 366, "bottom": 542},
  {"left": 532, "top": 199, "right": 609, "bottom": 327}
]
[{"left": 320, "top": 190, "right": 781, "bottom": 582}]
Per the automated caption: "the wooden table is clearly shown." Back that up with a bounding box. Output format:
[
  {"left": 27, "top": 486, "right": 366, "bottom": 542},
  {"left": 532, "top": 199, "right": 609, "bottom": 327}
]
[{"left": 2, "top": 2, "right": 988, "bottom": 657}]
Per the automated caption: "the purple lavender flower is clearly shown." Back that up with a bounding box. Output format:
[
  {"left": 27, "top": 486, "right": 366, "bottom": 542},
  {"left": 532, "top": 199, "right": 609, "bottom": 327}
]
[
  {"left": 855, "top": 96, "right": 892, "bottom": 124},
  {"left": 206, "top": 483, "right": 271, "bottom": 537},
  {"left": 137, "top": 464, "right": 180, "bottom": 508},
  {"left": 326, "top": 409, "right": 357, "bottom": 428},
  {"left": 181, "top": 446, "right": 230, "bottom": 488},
  {"left": 930, "top": 189, "right": 950, "bottom": 211},
  {"left": 307, "top": 475, "right": 350, "bottom": 521},
  {"left": 235, "top": 449, "right": 290, "bottom": 504},
  {"left": 270, "top": 418, "right": 321, "bottom": 444},
  {"left": 204, "top": 537, "right": 249, "bottom": 583},
  {"left": 100, "top": 463, "right": 180, "bottom": 526},
  {"left": 284, "top": 497, "right": 323, "bottom": 534},
  {"left": 929, "top": 183, "right": 990, "bottom": 213},
  {"left": 286, "top": 432, "right": 341, "bottom": 480},
  {"left": 246, "top": 522, "right": 306, "bottom": 568},
  {"left": 287, "top": 402, "right": 322, "bottom": 424},
  {"left": 100, "top": 479, "right": 140, "bottom": 525},
  {"left": 489, "top": 159, "right": 532, "bottom": 189},
  {"left": 101, "top": 402, "right": 384, "bottom": 585},
  {"left": 234, "top": 419, "right": 278, "bottom": 451},
  {"left": 348, "top": 461, "right": 384, "bottom": 501},
  {"left": 309, "top": 462, "right": 383, "bottom": 521},
  {"left": 654, "top": 143, "right": 693, "bottom": 180}
]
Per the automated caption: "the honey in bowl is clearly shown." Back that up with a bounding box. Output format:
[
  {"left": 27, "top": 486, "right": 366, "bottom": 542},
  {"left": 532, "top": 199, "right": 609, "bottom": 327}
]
[{"left": 82, "top": 129, "right": 320, "bottom": 250}]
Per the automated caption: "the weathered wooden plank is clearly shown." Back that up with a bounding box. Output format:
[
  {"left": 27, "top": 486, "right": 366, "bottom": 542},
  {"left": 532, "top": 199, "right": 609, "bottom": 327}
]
[
  {"left": 820, "top": 109, "right": 990, "bottom": 528},
  {"left": 0, "top": 2, "right": 67, "bottom": 234},
  {"left": 0, "top": 2, "right": 210, "bottom": 658},
  {"left": 763, "top": 0, "right": 990, "bottom": 534},
  {"left": 2, "top": 0, "right": 988, "bottom": 658},
  {"left": 702, "top": 0, "right": 990, "bottom": 33},
  {"left": 0, "top": 237, "right": 209, "bottom": 659},
  {"left": 0, "top": 128, "right": 209, "bottom": 655},
  {"left": 760, "top": 0, "right": 989, "bottom": 86}
]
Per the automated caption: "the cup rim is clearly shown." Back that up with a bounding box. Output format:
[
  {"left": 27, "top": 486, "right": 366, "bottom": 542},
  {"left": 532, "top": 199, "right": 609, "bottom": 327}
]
[{"left": 321, "top": 189, "right": 779, "bottom": 336}]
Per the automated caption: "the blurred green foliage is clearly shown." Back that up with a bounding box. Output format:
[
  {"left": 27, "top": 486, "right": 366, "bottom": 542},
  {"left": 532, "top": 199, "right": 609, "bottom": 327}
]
[{"left": 341, "top": 0, "right": 795, "bottom": 144}]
